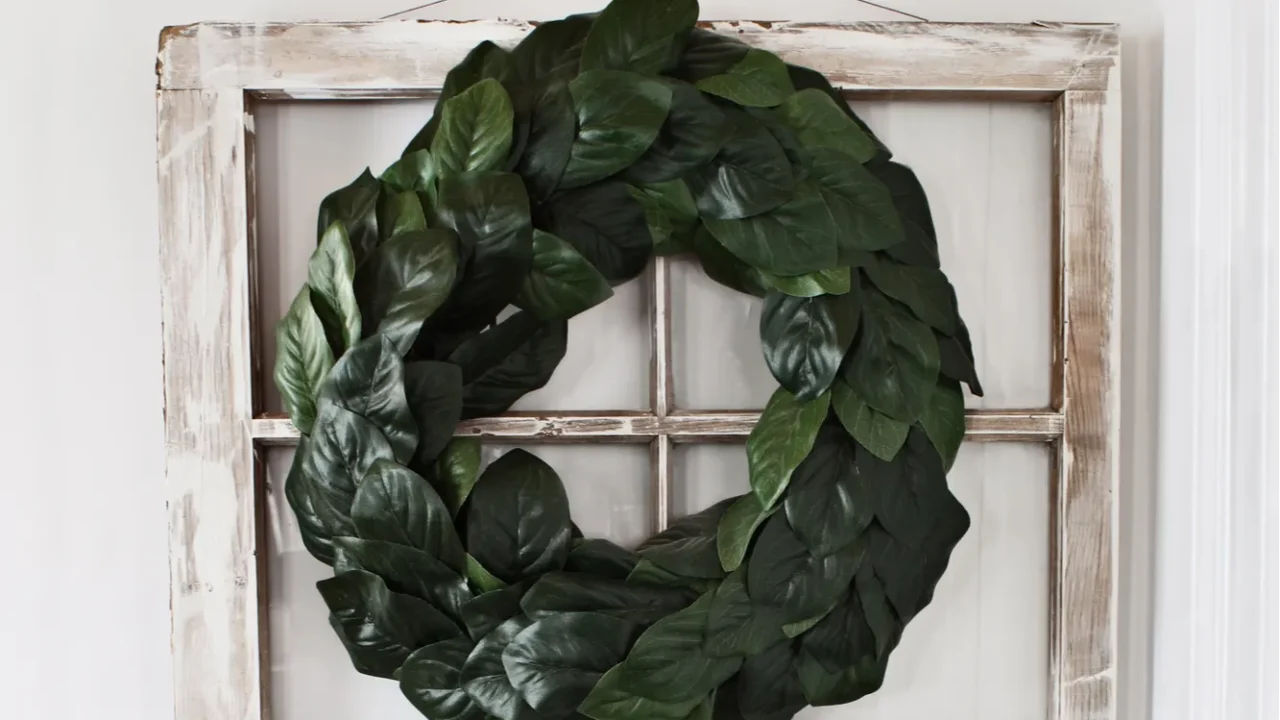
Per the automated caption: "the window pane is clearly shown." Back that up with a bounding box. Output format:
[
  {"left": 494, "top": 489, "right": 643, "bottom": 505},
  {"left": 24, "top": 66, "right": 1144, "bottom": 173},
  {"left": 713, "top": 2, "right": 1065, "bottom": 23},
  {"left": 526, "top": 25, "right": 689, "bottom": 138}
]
[
  {"left": 672, "top": 443, "right": 751, "bottom": 518},
  {"left": 673, "top": 101, "right": 1053, "bottom": 411},
  {"left": 254, "top": 101, "right": 650, "bottom": 415}
]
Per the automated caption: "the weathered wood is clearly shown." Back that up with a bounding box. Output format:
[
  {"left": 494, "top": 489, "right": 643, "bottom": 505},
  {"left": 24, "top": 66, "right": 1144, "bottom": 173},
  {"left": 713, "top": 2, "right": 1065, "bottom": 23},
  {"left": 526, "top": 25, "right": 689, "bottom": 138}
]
[
  {"left": 158, "top": 88, "right": 262, "bottom": 720},
  {"left": 157, "top": 21, "right": 1118, "bottom": 96},
  {"left": 1051, "top": 89, "right": 1120, "bottom": 720},
  {"left": 650, "top": 257, "right": 674, "bottom": 531}
]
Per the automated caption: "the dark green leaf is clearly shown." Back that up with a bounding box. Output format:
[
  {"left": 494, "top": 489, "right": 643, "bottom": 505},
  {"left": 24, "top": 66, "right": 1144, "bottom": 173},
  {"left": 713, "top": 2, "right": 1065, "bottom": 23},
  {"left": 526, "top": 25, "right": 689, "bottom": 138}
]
[
  {"left": 639, "top": 499, "right": 733, "bottom": 580},
  {"left": 619, "top": 592, "right": 743, "bottom": 702},
  {"left": 275, "top": 288, "right": 334, "bottom": 435},
  {"left": 748, "top": 388, "right": 829, "bottom": 510},
  {"left": 695, "top": 49, "right": 794, "bottom": 108},
  {"left": 686, "top": 112, "right": 794, "bottom": 220},
  {"left": 515, "top": 230, "right": 615, "bottom": 320},
  {"left": 937, "top": 321, "right": 984, "bottom": 396},
  {"left": 701, "top": 181, "right": 842, "bottom": 276},
  {"left": 760, "top": 291, "right": 857, "bottom": 401},
  {"left": 318, "top": 569, "right": 462, "bottom": 678},
  {"left": 830, "top": 379, "right": 910, "bottom": 463},
  {"left": 843, "top": 292, "right": 940, "bottom": 422},
  {"left": 434, "top": 437, "right": 483, "bottom": 516},
  {"left": 566, "top": 539, "right": 641, "bottom": 579},
  {"left": 460, "top": 616, "right": 542, "bottom": 720},
  {"left": 309, "top": 222, "right": 362, "bottom": 352},
  {"left": 354, "top": 228, "right": 459, "bottom": 354},
  {"left": 403, "top": 360, "right": 464, "bottom": 472},
  {"left": 432, "top": 78, "right": 515, "bottom": 175},
  {"left": 461, "top": 584, "right": 526, "bottom": 641},
  {"left": 629, "top": 180, "right": 699, "bottom": 255},
  {"left": 522, "top": 572, "right": 695, "bottom": 625},
  {"left": 448, "top": 311, "right": 568, "bottom": 419},
  {"left": 797, "top": 588, "right": 876, "bottom": 674},
  {"left": 382, "top": 149, "right": 439, "bottom": 194},
  {"left": 737, "top": 641, "right": 806, "bottom": 720},
  {"left": 351, "top": 460, "right": 466, "bottom": 573},
  {"left": 377, "top": 189, "right": 429, "bottom": 242},
  {"left": 716, "top": 493, "right": 773, "bottom": 573},
  {"left": 466, "top": 554, "right": 509, "bottom": 595},
  {"left": 855, "top": 566, "right": 901, "bottom": 658},
  {"left": 704, "top": 569, "right": 788, "bottom": 657},
  {"left": 503, "top": 612, "right": 636, "bottom": 715},
  {"left": 691, "top": 226, "right": 768, "bottom": 297},
  {"left": 541, "top": 179, "right": 653, "bottom": 283},
  {"left": 746, "top": 514, "right": 864, "bottom": 621},
  {"left": 795, "top": 648, "right": 886, "bottom": 707},
  {"left": 672, "top": 29, "right": 750, "bottom": 83},
  {"left": 624, "top": 80, "right": 727, "bottom": 184},
  {"left": 868, "top": 507, "right": 967, "bottom": 625},
  {"left": 786, "top": 63, "right": 891, "bottom": 163},
  {"left": 628, "top": 558, "right": 719, "bottom": 595},
  {"left": 509, "top": 16, "right": 594, "bottom": 84},
  {"left": 318, "top": 169, "right": 380, "bottom": 264},
  {"left": 863, "top": 255, "right": 958, "bottom": 333},
  {"left": 862, "top": 428, "right": 956, "bottom": 549},
  {"left": 919, "top": 379, "right": 965, "bottom": 470},
  {"left": 579, "top": 0, "right": 698, "bottom": 75},
  {"left": 334, "top": 536, "right": 472, "bottom": 622},
  {"left": 759, "top": 267, "right": 851, "bottom": 297},
  {"left": 400, "top": 637, "right": 486, "bottom": 720},
  {"left": 807, "top": 154, "right": 904, "bottom": 257},
  {"left": 515, "top": 79, "right": 577, "bottom": 200},
  {"left": 782, "top": 604, "right": 833, "bottom": 638},
  {"left": 777, "top": 89, "right": 876, "bottom": 163},
  {"left": 466, "top": 449, "right": 573, "bottom": 584},
  {"left": 320, "top": 335, "right": 418, "bottom": 462},
  {"left": 746, "top": 107, "right": 813, "bottom": 183},
  {"left": 404, "top": 41, "right": 510, "bottom": 155},
  {"left": 562, "top": 70, "right": 673, "bottom": 188},
  {"left": 579, "top": 666, "right": 705, "bottom": 720},
  {"left": 869, "top": 161, "right": 935, "bottom": 240},
  {"left": 783, "top": 423, "right": 876, "bottom": 557}
]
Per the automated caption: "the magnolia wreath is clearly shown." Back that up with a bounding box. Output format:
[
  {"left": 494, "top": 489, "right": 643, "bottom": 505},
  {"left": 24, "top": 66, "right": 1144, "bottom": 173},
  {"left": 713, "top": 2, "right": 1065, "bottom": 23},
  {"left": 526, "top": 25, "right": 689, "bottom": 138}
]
[{"left": 274, "top": 1, "right": 983, "bottom": 718}]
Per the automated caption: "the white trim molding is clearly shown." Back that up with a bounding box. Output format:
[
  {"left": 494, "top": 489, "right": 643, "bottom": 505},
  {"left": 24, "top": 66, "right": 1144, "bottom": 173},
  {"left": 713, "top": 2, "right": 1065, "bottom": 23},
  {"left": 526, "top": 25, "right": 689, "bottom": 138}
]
[{"left": 1156, "top": 0, "right": 1279, "bottom": 719}]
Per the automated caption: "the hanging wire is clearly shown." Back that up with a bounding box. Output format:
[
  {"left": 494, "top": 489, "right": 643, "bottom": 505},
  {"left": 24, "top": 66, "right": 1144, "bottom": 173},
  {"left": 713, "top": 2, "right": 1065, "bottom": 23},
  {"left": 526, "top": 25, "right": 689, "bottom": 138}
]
[
  {"left": 852, "top": 0, "right": 928, "bottom": 21},
  {"left": 381, "top": 0, "right": 454, "bottom": 20},
  {"left": 381, "top": 0, "right": 928, "bottom": 22}
]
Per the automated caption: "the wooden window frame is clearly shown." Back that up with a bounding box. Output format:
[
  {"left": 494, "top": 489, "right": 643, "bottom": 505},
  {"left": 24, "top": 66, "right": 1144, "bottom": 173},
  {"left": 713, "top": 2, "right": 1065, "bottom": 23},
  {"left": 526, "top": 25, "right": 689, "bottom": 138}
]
[{"left": 155, "top": 20, "right": 1119, "bottom": 720}]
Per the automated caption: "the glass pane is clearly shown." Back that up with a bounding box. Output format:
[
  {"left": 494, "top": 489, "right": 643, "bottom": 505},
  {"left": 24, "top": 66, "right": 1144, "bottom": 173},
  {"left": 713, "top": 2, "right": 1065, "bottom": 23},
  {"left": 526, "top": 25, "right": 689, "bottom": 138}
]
[
  {"left": 254, "top": 101, "right": 650, "bottom": 415},
  {"left": 671, "top": 443, "right": 751, "bottom": 519},
  {"left": 672, "top": 101, "right": 1052, "bottom": 411},
  {"left": 267, "top": 444, "right": 650, "bottom": 720}
]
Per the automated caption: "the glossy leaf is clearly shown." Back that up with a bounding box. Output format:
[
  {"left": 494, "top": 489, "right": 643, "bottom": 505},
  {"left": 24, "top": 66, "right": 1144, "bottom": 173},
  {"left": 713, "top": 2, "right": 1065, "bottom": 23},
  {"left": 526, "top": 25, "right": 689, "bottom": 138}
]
[
  {"left": 503, "top": 612, "right": 635, "bottom": 715},
  {"left": 579, "top": 665, "right": 706, "bottom": 720},
  {"left": 672, "top": 28, "right": 750, "bottom": 82},
  {"left": 783, "top": 423, "right": 876, "bottom": 557},
  {"left": 516, "top": 79, "right": 576, "bottom": 200},
  {"left": 919, "top": 379, "right": 965, "bottom": 470},
  {"left": 794, "top": 648, "right": 886, "bottom": 707},
  {"left": 786, "top": 63, "right": 891, "bottom": 163},
  {"left": 448, "top": 311, "right": 568, "bottom": 418},
  {"left": 433, "top": 437, "right": 483, "bottom": 516},
  {"left": 628, "top": 558, "right": 719, "bottom": 595},
  {"left": 562, "top": 70, "right": 673, "bottom": 188},
  {"left": 541, "top": 180, "right": 653, "bottom": 283},
  {"left": 352, "top": 460, "right": 467, "bottom": 574},
  {"left": 318, "top": 169, "right": 380, "bottom": 264},
  {"left": 937, "top": 322, "right": 984, "bottom": 396},
  {"left": 759, "top": 267, "right": 851, "bottom": 298},
  {"left": 521, "top": 572, "right": 695, "bottom": 625},
  {"left": 629, "top": 180, "right": 699, "bottom": 255},
  {"left": 807, "top": 155, "right": 904, "bottom": 257},
  {"left": 686, "top": 112, "right": 794, "bottom": 220},
  {"left": 466, "top": 554, "right": 509, "bottom": 595},
  {"left": 275, "top": 288, "right": 334, "bottom": 435},
  {"left": 624, "top": 80, "right": 727, "bottom": 184},
  {"left": 797, "top": 589, "right": 875, "bottom": 675},
  {"left": 320, "top": 335, "right": 418, "bottom": 462},
  {"left": 619, "top": 592, "right": 743, "bottom": 702},
  {"left": 515, "top": 230, "right": 615, "bottom": 320},
  {"left": 760, "top": 291, "right": 857, "bottom": 401},
  {"left": 309, "top": 221, "right": 362, "bottom": 352},
  {"left": 863, "top": 255, "right": 959, "bottom": 333},
  {"left": 861, "top": 429, "right": 954, "bottom": 549},
  {"left": 748, "top": 388, "right": 829, "bottom": 510},
  {"left": 867, "top": 501, "right": 968, "bottom": 624},
  {"left": 465, "top": 449, "right": 573, "bottom": 584},
  {"left": 377, "top": 190, "right": 429, "bottom": 242},
  {"left": 354, "top": 228, "right": 459, "bottom": 354},
  {"left": 403, "top": 360, "right": 464, "bottom": 472},
  {"left": 579, "top": 0, "right": 698, "bottom": 75},
  {"left": 432, "top": 78, "right": 515, "bottom": 175},
  {"left": 461, "top": 584, "right": 525, "bottom": 641},
  {"left": 639, "top": 498, "right": 733, "bottom": 580},
  {"left": 703, "top": 569, "right": 788, "bottom": 657},
  {"left": 736, "top": 640, "right": 807, "bottom": 720},
  {"left": 382, "top": 149, "right": 439, "bottom": 194},
  {"left": 701, "top": 182, "right": 843, "bottom": 276},
  {"left": 400, "top": 637, "right": 486, "bottom": 720},
  {"left": 778, "top": 89, "right": 876, "bottom": 163},
  {"left": 692, "top": 225, "right": 768, "bottom": 298},
  {"left": 566, "top": 539, "right": 641, "bottom": 580},
  {"left": 404, "top": 41, "right": 510, "bottom": 155},
  {"left": 334, "top": 536, "right": 472, "bottom": 623},
  {"left": 510, "top": 16, "right": 593, "bottom": 83},
  {"left": 716, "top": 493, "right": 773, "bottom": 573},
  {"left": 695, "top": 49, "right": 795, "bottom": 108},
  {"left": 830, "top": 379, "right": 910, "bottom": 463},
  {"left": 746, "top": 514, "right": 864, "bottom": 621},
  {"left": 317, "top": 569, "right": 462, "bottom": 678},
  {"left": 460, "top": 616, "right": 542, "bottom": 720},
  {"left": 843, "top": 292, "right": 940, "bottom": 422}
]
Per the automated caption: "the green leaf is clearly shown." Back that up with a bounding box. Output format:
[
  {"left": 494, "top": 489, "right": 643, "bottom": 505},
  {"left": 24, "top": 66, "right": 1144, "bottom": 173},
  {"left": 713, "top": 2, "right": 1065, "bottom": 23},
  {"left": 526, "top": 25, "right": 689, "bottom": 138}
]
[
  {"left": 701, "top": 182, "right": 841, "bottom": 276},
  {"left": 515, "top": 79, "right": 576, "bottom": 200},
  {"left": 432, "top": 78, "right": 514, "bottom": 175},
  {"left": 433, "top": 437, "right": 483, "bottom": 516},
  {"left": 937, "top": 322, "right": 984, "bottom": 396},
  {"left": 863, "top": 255, "right": 959, "bottom": 333},
  {"left": 807, "top": 154, "right": 905, "bottom": 257},
  {"left": 579, "top": 0, "right": 699, "bottom": 75},
  {"left": 919, "top": 379, "right": 965, "bottom": 470},
  {"left": 382, "top": 149, "right": 439, "bottom": 194},
  {"left": 447, "top": 311, "right": 568, "bottom": 419},
  {"left": 831, "top": 379, "right": 910, "bottom": 463},
  {"left": 353, "top": 229, "right": 459, "bottom": 354},
  {"left": 434, "top": 172, "right": 534, "bottom": 323},
  {"left": 351, "top": 460, "right": 466, "bottom": 574},
  {"left": 400, "top": 637, "right": 486, "bottom": 720},
  {"left": 542, "top": 179, "right": 653, "bottom": 283},
  {"left": 782, "top": 424, "right": 876, "bottom": 557},
  {"left": 309, "top": 221, "right": 362, "bottom": 352},
  {"left": 320, "top": 335, "right": 418, "bottom": 463},
  {"left": 466, "top": 554, "right": 509, "bottom": 594},
  {"left": 736, "top": 640, "right": 807, "bottom": 720},
  {"left": 760, "top": 291, "right": 858, "bottom": 401},
  {"left": 629, "top": 180, "right": 699, "bottom": 256},
  {"left": 715, "top": 493, "right": 773, "bottom": 573},
  {"left": 624, "top": 80, "right": 727, "bottom": 184},
  {"left": 465, "top": 449, "right": 573, "bottom": 584},
  {"left": 686, "top": 112, "right": 794, "bottom": 220},
  {"left": 405, "top": 41, "right": 510, "bottom": 155},
  {"left": 274, "top": 288, "right": 334, "bottom": 435},
  {"left": 377, "top": 190, "right": 429, "bottom": 242},
  {"left": 855, "top": 566, "right": 901, "bottom": 658},
  {"left": 703, "top": 569, "right": 788, "bottom": 657},
  {"left": 795, "top": 647, "right": 887, "bottom": 706},
  {"left": 461, "top": 584, "right": 525, "bottom": 641},
  {"left": 566, "top": 539, "right": 640, "bottom": 580},
  {"left": 334, "top": 536, "right": 472, "bottom": 623},
  {"left": 695, "top": 49, "right": 795, "bottom": 107},
  {"left": 748, "top": 388, "right": 829, "bottom": 510},
  {"left": 561, "top": 70, "right": 673, "bottom": 188},
  {"left": 782, "top": 604, "right": 834, "bottom": 638},
  {"left": 638, "top": 498, "right": 733, "bottom": 580},
  {"left": 691, "top": 225, "right": 768, "bottom": 298},
  {"left": 870, "top": 161, "right": 935, "bottom": 241},
  {"left": 318, "top": 169, "right": 380, "bottom": 264},
  {"left": 672, "top": 28, "right": 749, "bottom": 82},
  {"left": 787, "top": 63, "right": 892, "bottom": 163},
  {"left": 510, "top": 16, "right": 594, "bottom": 83},
  {"left": 778, "top": 89, "right": 876, "bottom": 163},
  {"left": 746, "top": 514, "right": 864, "bottom": 621},
  {"left": 759, "top": 267, "right": 851, "bottom": 297},
  {"left": 403, "top": 361, "right": 464, "bottom": 472},
  {"left": 521, "top": 572, "right": 695, "bottom": 625},
  {"left": 862, "top": 428, "right": 957, "bottom": 550},
  {"left": 579, "top": 665, "right": 705, "bottom": 720},
  {"left": 619, "top": 592, "right": 742, "bottom": 702},
  {"left": 515, "top": 230, "right": 615, "bottom": 320},
  {"left": 460, "top": 616, "right": 542, "bottom": 720},
  {"left": 503, "top": 612, "right": 636, "bottom": 716},
  {"left": 843, "top": 292, "right": 940, "bottom": 422},
  {"left": 317, "top": 569, "right": 462, "bottom": 678}
]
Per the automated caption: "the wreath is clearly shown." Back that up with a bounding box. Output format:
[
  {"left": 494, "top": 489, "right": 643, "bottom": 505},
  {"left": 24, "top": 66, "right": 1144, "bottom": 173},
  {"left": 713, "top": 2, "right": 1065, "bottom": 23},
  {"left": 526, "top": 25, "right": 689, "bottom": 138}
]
[{"left": 274, "top": 1, "right": 982, "bottom": 718}]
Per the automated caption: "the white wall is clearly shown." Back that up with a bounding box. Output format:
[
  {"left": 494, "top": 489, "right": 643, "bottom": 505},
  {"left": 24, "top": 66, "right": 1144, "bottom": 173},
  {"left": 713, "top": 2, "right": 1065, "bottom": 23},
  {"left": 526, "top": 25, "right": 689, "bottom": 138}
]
[{"left": 0, "top": 0, "right": 1161, "bottom": 719}]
